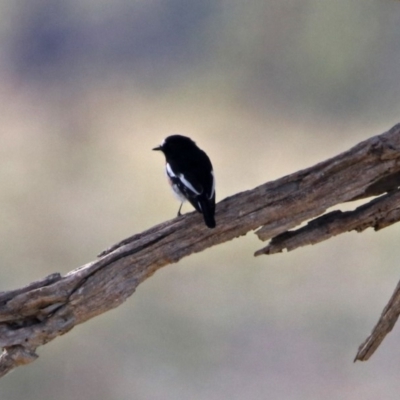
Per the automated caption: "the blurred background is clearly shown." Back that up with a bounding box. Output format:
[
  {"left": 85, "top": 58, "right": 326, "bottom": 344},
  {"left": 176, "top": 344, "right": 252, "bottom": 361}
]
[{"left": 1, "top": 0, "right": 400, "bottom": 399}]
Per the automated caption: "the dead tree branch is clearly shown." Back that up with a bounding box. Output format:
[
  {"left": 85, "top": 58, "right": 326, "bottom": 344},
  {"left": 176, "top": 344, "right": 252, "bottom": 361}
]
[
  {"left": 1, "top": 123, "right": 400, "bottom": 376},
  {"left": 256, "top": 189, "right": 400, "bottom": 255}
]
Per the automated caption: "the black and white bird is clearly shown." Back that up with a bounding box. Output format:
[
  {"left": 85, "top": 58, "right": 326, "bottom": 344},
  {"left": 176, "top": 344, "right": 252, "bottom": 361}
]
[{"left": 153, "top": 135, "right": 216, "bottom": 228}]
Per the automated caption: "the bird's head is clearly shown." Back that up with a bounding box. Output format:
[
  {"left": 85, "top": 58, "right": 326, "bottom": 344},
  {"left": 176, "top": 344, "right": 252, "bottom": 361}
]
[{"left": 153, "top": 135, "right": 197, "bottom": 158}]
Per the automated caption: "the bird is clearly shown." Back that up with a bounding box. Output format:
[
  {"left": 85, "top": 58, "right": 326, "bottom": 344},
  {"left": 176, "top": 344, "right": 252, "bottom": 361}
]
[{"left": 153, "top": 135, "right": 216, "bottom": 228}]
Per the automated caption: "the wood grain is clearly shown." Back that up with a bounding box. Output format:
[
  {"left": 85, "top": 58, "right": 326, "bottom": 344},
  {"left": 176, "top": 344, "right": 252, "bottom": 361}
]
[{"left": 1, "top": 123, "right": 400, "bottom": 376}]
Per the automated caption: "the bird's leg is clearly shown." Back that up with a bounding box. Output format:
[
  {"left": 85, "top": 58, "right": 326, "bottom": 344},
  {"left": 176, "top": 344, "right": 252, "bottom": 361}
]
[{"left": 177, "top": 202, "right": 183, "bottom": 217}]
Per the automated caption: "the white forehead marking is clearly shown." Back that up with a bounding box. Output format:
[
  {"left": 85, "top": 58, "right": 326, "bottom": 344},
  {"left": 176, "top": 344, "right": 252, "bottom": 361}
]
[
  {"left": 161, "top": 138, "right": 166, "bottom": 147},
  {"left": 209, "top": 170, "right": 215, "bottom": 199}
]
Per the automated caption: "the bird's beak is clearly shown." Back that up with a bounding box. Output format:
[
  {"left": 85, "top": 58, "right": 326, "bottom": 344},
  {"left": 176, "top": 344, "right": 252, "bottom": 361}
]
[{"left": 152, "top": 145, "right": 162, "bottom": 151}]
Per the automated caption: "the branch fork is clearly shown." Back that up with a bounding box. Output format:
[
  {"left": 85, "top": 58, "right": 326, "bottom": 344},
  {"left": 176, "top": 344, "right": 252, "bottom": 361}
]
[{"left": 2, "top": 123, "right": 400, "bottom": 376}]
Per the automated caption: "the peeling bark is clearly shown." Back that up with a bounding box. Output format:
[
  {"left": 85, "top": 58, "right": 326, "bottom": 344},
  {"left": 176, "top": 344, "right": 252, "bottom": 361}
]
[{"left": 1, "top": 123, "right": 400, "bottom": 376}]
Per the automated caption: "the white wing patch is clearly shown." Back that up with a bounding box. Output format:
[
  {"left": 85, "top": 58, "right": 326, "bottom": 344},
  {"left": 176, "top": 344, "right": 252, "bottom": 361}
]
[
  {"left": 178, "top": 173, "right": 201, "bottom": 195},
  {"left": 166, "top": 163, "right": 202, "bottom": 195},
  {"left": 166, "top": 163, "right": 176, "bottom": 178},
  {"left": 165, "top": 164, "right": 186, "bottom": 202},
  {"left": 166, "top": 162, "right": 211, "bottom": 201},
  {"left": 209, "top": 170, "right": 215, "bottom": 199}
]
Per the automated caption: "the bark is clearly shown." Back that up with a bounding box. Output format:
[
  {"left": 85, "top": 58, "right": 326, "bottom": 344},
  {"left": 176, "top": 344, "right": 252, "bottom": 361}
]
[{"left": 1, "top": 123, "right": 400, "bottom": 376}]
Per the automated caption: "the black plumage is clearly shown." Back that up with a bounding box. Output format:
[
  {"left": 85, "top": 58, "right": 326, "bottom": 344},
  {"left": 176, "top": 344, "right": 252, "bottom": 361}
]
[{"left": 153, "top": 135, "right": 216, "bottom": 228}]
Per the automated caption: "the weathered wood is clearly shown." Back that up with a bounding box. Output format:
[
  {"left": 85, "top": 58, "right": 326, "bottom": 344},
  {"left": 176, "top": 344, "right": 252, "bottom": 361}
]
[
  {"left": 1, "top": 123, "right": 400, "bottom": 377},
  {"left": 255, "top": 189, "right": 400, "bottom": 255},
  {"left": 355, "top": 280, "right": 400, "bottom": 362},
  {"left": 0, "top": 346, "right": 38, "bottom": 377}
]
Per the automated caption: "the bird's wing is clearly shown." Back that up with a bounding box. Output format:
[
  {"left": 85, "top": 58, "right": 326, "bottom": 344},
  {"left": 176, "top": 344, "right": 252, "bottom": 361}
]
[{"left": 166, "top": 163, "right": 202, "bottom": 193}]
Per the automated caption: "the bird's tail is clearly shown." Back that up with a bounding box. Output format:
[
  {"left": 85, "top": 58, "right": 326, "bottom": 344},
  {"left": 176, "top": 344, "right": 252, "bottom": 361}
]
[{"left": 199, "top": 199, "right": 216, "bottom": 229}]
